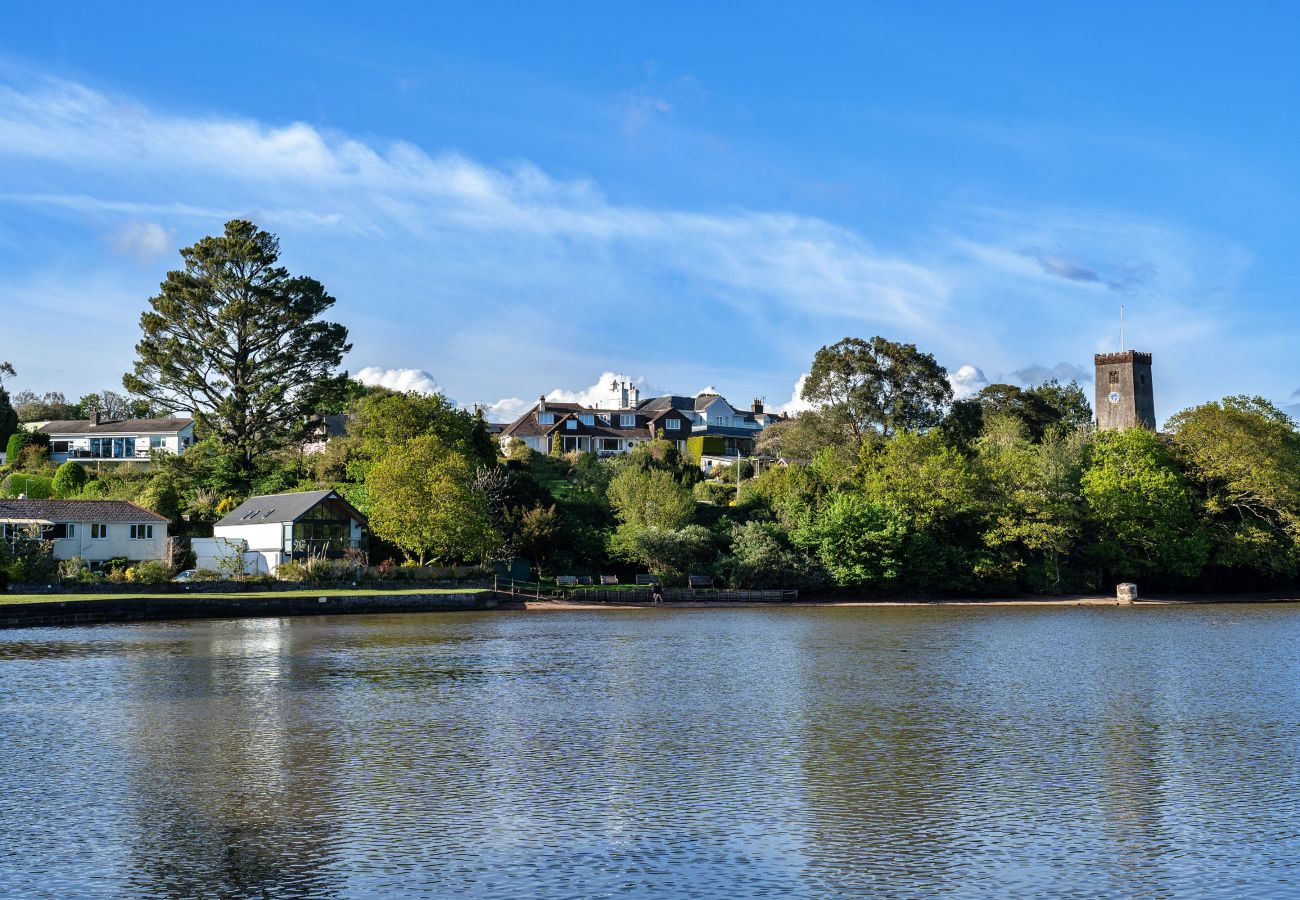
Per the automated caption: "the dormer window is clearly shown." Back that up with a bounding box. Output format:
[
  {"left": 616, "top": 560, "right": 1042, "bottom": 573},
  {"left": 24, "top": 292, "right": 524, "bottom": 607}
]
[
  {"left": 665, "top": 419, "right": 681, "bottom": 430},
  {"left": 538, "top": 412, "right": 555, "bottom": 425},
  {"left": 565, "top": 419, "right": 577, "bottom": 430},
  {"left": 620, "top": 414, "right": 635, "bottom": 427},
  {"left": 579, "top": 414, "right": 594, "bottom": 425}
]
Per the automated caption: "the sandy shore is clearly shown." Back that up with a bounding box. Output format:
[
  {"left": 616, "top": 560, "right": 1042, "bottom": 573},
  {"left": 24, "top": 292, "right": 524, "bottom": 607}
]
[{"left": 524, "top": 593, "right": 1300, "bottom": 610}]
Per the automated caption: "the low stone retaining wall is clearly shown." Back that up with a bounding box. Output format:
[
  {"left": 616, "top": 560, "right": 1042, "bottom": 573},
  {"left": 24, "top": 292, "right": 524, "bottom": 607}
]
[{"left": 0, "top": 592, "right": 498, "bottom": 629}]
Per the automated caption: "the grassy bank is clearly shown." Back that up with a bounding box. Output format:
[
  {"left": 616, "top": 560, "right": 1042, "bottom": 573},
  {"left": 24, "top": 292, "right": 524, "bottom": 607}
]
[{"left": 0, "top": 587, "right": 486, "bottom": 606}]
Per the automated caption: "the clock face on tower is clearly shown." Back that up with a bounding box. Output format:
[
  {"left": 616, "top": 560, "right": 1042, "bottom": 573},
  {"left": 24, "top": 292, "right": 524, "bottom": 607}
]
[{"left": 1108, "top": 391, "right": 1120, "bottom": 404}]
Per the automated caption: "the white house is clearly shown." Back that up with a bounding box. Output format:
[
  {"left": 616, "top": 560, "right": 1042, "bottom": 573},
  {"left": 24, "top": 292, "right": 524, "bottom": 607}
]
[
  {"left": 0, "top": 499, "right": 169, "bottom": 566},
  {"left": 32, "top": 411, "right": 195, "bottom": 465},
  {"left": 201, "top": 489, "right": 368, "bottom": 574}
]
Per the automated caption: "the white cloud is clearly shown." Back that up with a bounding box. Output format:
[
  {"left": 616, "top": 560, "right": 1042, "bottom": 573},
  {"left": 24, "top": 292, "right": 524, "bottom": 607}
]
[
  {"left": 775, "top": 373, "right": 815, "bottom": 415},
  {"left": 948, "top": 364, "right": 990, "bottom": 400},
  {"left": 477, "top": 372, "right": 660, "bottom": 422},
  {"left": 355, "top": 366, "right": 444, "bottom": 396},
  {"left": 106, "top": 220, "right": 174, "bottom": 263}
]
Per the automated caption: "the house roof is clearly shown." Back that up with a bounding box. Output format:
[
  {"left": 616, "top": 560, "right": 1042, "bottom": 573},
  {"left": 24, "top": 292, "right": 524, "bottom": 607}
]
[
  {"left": 637, "top": 395, "right": 695, "bottom": 413},
  {"left": 0, "top": 499, "right": 169, "bottom": 523},
  {"left": 215, "top": 489, "right": 366, "bottom": 527},
  {"left": 36, "top": 418, "right": 194, "bottom": 435}
]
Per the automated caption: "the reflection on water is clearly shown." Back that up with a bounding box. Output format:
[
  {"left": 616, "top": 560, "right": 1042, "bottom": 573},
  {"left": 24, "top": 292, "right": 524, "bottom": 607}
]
[{"left": 1, "top": 606, "right": 1298, "bottom": 898}]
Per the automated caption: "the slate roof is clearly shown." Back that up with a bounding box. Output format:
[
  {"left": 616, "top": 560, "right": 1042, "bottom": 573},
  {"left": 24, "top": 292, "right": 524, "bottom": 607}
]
[
  {"left": 637, "top": 395, "right": 695, "bottom": 413},
  {"left": 0, "top": 499, "right": 169, "bottom": 523},
  {"left": 215, "top": 489, "right": 366, "bottom": 527},
  {"left": 37, "top": 418, "right": 194, "bottom": 435}
]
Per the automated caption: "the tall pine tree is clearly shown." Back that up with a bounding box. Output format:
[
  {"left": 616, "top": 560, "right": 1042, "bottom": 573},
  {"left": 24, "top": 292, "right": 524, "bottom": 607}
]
[{"left": 124, "top": 221, "right": 350, "bottom": 475}]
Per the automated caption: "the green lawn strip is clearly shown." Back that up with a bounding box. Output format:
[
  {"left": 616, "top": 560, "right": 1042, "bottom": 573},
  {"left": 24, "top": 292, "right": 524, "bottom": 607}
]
[{"left": 0, "top": 587, "right": 485, "bottom": 606}]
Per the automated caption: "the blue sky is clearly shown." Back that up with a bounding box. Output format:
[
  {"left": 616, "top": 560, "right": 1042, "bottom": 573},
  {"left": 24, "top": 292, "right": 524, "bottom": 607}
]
[{"left": 1, "top": 2, "right": 1297, "bottom": 423}]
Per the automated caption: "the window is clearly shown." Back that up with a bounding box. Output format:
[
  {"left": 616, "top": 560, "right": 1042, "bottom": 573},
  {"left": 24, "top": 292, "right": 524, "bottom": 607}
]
[
  {"left": 1109, "top": 371, "right": 1119, "bottom": 385},
  {"left": 49, "top": 523, "right": 74, "bottom": 539},
  {"left": 50, "top": 440, "right": 70, "bottom": 453},
  {"left": 537, "top": 412, "right": 555, "bottom": 425},
  {"left": 665, "top": 419, "right": 681, "bottom": 431},
  {"left": 598, "top": 414, "right": 610, "bottom": 425},
  {"left": 130, "top": 524, "right": 154, "bottom": 540},
  {"left": 91, "top": 524, "right": 109, "bottom": 540},
  {"left": 620, "top": 414, "right": 635, "bottom": 427},
  {"left": 565, "top": 419, "right": 577, "bottom": 430},
  {"left": 180, "top": 437, "right": 192, "bottom": 450},
  {"left": 150, "top": 436, "right": 165, "bottom": 449},
  {"left": 579, "top": 414, "right": 594, "bottom": 425}
]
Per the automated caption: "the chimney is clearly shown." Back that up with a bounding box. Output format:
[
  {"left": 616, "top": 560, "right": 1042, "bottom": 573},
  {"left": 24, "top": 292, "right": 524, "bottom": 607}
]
[
  {"left": 629, "top": 384, "right": 640, "bottom": 407},
  {"left": 537, "top": 394, "right": 547, "bottom": 414},
  {"left": 752, "top": 398, "right": 764, "bottom": 414},
  {"left": 90, "top": 408, "right": 100, "bottom": 426}
]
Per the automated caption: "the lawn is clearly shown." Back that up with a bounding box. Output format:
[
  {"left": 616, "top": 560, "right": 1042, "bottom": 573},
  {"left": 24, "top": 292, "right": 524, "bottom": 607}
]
[{"left": 0, "top": 587, "right": 486, "bottom": 606}]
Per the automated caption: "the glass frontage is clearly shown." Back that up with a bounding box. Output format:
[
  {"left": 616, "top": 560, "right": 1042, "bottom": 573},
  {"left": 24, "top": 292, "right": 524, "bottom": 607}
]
[
  {"left": 284, "top": 499, "right": 366, "bottom": 559},
  {"left": 88, "top": 437, "right": 140, "bottom": 458}
]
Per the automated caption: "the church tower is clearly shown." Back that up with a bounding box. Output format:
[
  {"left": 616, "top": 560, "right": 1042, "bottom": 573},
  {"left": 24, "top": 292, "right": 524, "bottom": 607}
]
[{"left": 1094, "top": 350, "right": 1155, "bottom": 430}]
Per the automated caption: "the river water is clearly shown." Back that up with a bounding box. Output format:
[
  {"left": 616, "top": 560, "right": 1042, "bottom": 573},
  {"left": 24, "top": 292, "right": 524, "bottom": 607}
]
[{"left": 0, "top": 605, "right": 1297, "bottom": 898}]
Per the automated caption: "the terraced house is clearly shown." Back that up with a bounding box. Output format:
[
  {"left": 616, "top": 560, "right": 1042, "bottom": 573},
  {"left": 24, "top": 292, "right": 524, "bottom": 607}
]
[{"left": 498, "top": 380, "right": 784, "bottom": 460}]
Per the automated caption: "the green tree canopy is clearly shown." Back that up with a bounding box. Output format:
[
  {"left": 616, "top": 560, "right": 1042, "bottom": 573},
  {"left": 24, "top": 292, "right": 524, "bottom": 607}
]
[
  {"left": 607, "top": 467, "right": 696, "bottom": 531},
  {"left": 801, "top": 336, "right": 952, "bottom": 441},
  {"left": 123, "top": 220, "right": 350, "bottom": 474},
  {"left": 792, "top": 492, "right": 905, "bottom": 587},
  {"left": 1166, "top": 396, "right": 1300, "bottom": 575},
  {"left": 1081, "top": 428, "right": 1208, "bottom": 581},
  {"left": 366, "top": 436, "right": 498, "bottom": 565}
]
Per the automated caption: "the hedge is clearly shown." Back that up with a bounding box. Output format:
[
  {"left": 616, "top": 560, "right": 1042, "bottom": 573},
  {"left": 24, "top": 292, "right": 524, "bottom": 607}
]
[{"left": 0, "top": 472, "right": 54, "bottom": 499}]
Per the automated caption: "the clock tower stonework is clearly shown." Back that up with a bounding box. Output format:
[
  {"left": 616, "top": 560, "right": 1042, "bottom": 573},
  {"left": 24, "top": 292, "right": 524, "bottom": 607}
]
[{"left": 1094, "top": 350, "right": 1156, "bottom": 431}]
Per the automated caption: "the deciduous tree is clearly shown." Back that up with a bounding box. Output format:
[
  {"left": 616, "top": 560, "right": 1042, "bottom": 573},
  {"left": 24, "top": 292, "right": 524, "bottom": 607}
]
[
  {"left": 367, "top": 436, "right": 498, "bottom": 565},
  {"left": 801, "top": 336, "right": 952, "bottom": 441}
]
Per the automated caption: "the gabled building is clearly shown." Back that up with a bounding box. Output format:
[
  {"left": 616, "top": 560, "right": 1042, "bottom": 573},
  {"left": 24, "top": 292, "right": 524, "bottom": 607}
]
[
  {"left": 32, "top": 411, "right": 195, "bottom": 465},
  {"left": 497, "top": 380, "right": 785, "bottom": 460},
  {"left": 203, "top": 489, "right": 368, "bottom": 574},
  {"left": 0, "top": 499, "right": 169, "bottom": 566}
]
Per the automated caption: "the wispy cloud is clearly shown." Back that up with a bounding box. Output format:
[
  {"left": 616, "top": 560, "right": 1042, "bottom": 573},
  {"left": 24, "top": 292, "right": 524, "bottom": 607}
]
[
  {"left": 0, "top": 76, "right": 1260, "bottom": 420},
  {"left": 105, "top": 220, "right": 174, "bottom": 263}
]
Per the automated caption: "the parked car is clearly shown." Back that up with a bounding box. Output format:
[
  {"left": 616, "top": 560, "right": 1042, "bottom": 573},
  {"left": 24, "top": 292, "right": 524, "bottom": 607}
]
[{"left": 173, "top": 569, "right": 197, "bottom": 583}]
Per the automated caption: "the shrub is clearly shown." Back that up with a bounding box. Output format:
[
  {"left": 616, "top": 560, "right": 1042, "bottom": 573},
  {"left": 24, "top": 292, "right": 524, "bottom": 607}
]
[
  {"left": 131, "top": 560, "right": 174, "bottom": 584},
  {"left": 0, "top": 473, "right": 54, "bottom": 499},
  {"left": 189, "top": 568, "right": 221, "bottom": 582},
  {"left": 52, "top": 461, "right": 88, "bottom": 498},
  {"left": 276, "top": 560, "right": 308, "bottom": 582},
  {"left": 693, "top": 480, "right": 735, "bottom": 505},
  {"left": 5, "top": 431, "right": 49, "bottom": 466},
  {"left": 59, "top": 556, "right": 88, "bottom": 581}
]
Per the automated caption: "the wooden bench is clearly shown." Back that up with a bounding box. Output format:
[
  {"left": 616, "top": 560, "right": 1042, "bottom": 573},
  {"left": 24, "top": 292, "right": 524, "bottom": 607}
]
[
  {"left": 599, "top": 575, "right": 619, "bottom": 585},
  {"left": 576, "top": 575, "right": 594, "bottom": 585},
  {"left": 635, "top": 574, "right": 657, "bottom": 585},
  {"left": 688, "top": 575, "right": 714, "bottom": 589},
  {"left": 555, "top": 575, "right": 579, "bottom": 586}
]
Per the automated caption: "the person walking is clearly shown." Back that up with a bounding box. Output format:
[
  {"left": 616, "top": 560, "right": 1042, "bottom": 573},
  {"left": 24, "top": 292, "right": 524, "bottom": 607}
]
[{"left": 651, "top": 583, "right": 664, "bottom": 605}]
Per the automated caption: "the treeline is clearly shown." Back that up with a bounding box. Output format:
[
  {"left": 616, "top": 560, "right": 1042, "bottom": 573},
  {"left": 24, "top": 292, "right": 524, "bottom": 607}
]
[{"left": 4, "top": 220, "right": 1299, "bottom": 596}]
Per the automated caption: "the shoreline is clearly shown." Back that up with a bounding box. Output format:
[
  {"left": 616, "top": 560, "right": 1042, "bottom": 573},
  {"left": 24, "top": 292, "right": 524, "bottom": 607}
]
[{"left": 525, "top": 592, "right": 1300, "bottom": 610}]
